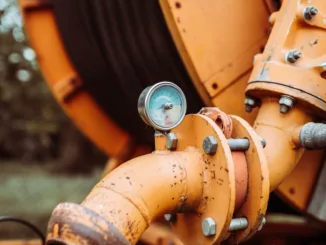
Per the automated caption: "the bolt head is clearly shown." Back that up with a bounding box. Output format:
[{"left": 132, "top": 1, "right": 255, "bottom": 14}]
[
  {"left": 286, "top": 50, "right": 302, "bottom": 63},
  {"left": 202, "top": 217, "right": 216, "bottom": 236},
  {"left": 167, "top": 133, "right": 178, "bottom": 150},
  {"left": 279, "top": 96, "right": 294, "bottom": 114},
  {"left": 202, "top": 136, "right": 218, "bottom": 155},
  {"left": 244, "top": 97, "right": 256, "bottom": 107},
  {"left": 164, "top": 213, "right": 176, "bottom": 222},
  {"left": 279, "top": 95, "right": 294, "bottom": 106},
  {"left": 304, "top": 6, "right": 318, "bottom": 20},
  {"left": 258, "top": 217, "right": 267, "bottom": 231},
  {"left": 258, "top": 136, "right": 267, "bottom": 148}
]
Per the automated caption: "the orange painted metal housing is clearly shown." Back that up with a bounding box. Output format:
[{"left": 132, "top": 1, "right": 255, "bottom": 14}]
[
  {"left": 246, "top": 0, "right": 326, "bottom": 200},
  {"left": 19, "top": 0, "right": 326, "bottom": 243},
  {"left": 19, "top": 0, "right": 132, "bottom": 159}
]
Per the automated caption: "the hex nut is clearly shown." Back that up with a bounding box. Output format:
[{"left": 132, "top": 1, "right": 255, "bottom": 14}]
[
  {"left": 279, "top": 95, "right": 295, "bottom": 114},
  {"left": 244, "top": 97, "right": 258, "bottom": 112},
  {"left": 202, "top": 217, "right": 216, "bottom": 236},
  {"left": 244, "top": 97, "right": 256, "bottom": 107},
  {"left": 166, "top": 133, "right": 178, "bottom": 150},
  {"left": 286, "top": 50, "right": 302, "bottom": 63},
  {"left": 202, "top": 136, "right": 218, "bottom": 155},
  {"left": 303, "top": 6, "right": 318, "bottom": 20}
]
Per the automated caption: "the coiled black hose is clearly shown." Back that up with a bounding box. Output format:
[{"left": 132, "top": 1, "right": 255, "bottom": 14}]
[
  {"left": 51, "top": 0, "right": 203, "bottom": 145},
  {"left": 0, "top": 216, "right": 45, "bottom": 245}
]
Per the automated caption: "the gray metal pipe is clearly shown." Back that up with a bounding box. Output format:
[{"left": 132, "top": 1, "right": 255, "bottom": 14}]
[{"left": 299, "top": 122, "right": 326, "bottom": 150}]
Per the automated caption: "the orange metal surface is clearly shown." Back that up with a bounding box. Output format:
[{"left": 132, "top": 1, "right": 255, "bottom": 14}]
[
  {"left": 277, "top": 150, "right": 325, "bottom": 211},
  {"left": 198, "top": 108, "right": 248, "bottom": 210},
  {"left": 140, "top": 223, "right": 183, "bottom": 245},
  {"left": 253, "top": 98, "right": 313, "bottom": 191},
  {"left": 47, "top": 149, "right": 205, "bottom": 244},
  {"left": 18, "top": 0, "right": 326, "bottom": 243},
  {"left": 19, "top": 0, "right": 131, "bottom": 158},
  {"left": 167, "top": 114, "right": 236, "bottom": 244},
  {"left": 228, "top": 115, "right": 270, "bottom": 243},
  {"left": 247, "top": 0, "right": 326, "bottom": 117},
  {"left": 159, "top": 0, "right": 270, "bottom": 124}
]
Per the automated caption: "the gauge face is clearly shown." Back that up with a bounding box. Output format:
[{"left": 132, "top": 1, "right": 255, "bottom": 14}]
[{"left": 138, "top": 82, "right": 187, "bottom": 131}]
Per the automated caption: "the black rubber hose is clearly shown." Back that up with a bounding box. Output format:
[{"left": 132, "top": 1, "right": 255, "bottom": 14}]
[
  {"left": 299, "top": 122, "right": 326, "bottom": 150},
  {"left": 0, "top": 216, "right": 45, "bottom": 245},
  {"left": 52, "top": 0, "right": 204, "bottom": 146}
]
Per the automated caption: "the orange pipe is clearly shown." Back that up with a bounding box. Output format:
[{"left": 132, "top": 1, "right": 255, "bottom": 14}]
[
  {"left": 47, "top": 148, "right": 204, "bottom": 244},
  {"left": 253, "top": 98, "right": 312, "bottom": 191},
  {"left": 47, "top": 146, "right": 248, "bottom": 244}
]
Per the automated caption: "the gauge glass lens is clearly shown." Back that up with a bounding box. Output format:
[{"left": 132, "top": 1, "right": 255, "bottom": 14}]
[{"left": 148, "top": 85, "right": 185, "bottom": 129}]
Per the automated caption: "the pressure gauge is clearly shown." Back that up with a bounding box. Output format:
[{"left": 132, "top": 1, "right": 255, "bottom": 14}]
[{"left": 138, "top": 82, "right": 187, "bottom": 131}]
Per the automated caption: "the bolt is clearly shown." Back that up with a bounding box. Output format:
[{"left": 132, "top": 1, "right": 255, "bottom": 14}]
[
  {"left": 244, "top": 96, "right": 257, "bottom": 112},
  {"left": 202, "top": 136, "right": 218, "bottom": 155},
  {"left": 164, "top": 213, "right": 176, "bottom": 222},
  {"left": 166, "top": 133, "right": 178, "bottom": 150},
  {"left": 202, "top": 217, "right": 216, "bottom": 236},
  {"left": 227, "top": 138, "right": 250, "bottom": 151},
  {"left": 286, "top": 50, "right": 302, "bottom": 63},
  {"left": 258, "top": 216, "right": 267, "bottom": 231},
  {"left": 303, "top": 6, "right": 318, "bottom": 20},
  {"left": 228, "top": 217, "right": 248, "bottom": 231},
  {"left": 258, "top": 136, "right": 267, "bottom": 148},
  {"left": 279, "top": 95, "right": 295, "bottom": 114}
]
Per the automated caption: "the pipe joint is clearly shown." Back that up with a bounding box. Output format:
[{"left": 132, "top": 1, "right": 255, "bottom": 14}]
[{"left": 299, "top": 122, "right": 326, "bottom": 150}]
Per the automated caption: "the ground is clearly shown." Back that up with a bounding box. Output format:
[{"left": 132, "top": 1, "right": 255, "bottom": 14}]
[{"left": 0, "top": 162, "right": 102, "bottom": 240}]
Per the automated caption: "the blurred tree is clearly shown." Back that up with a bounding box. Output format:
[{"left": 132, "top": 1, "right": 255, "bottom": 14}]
[{"left": 0, "top": 0, "right": 105, "bottom": 172}]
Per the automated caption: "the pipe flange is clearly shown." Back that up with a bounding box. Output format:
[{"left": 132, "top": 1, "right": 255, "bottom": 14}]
[
  {"left": 156, "top": 114, "right": 236, "bottom": 244},
  {"left": 228, "top": 116, "right": 270, "bottom": 243}
]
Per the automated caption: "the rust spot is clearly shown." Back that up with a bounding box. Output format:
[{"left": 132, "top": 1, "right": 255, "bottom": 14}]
[
  {"left": 126, "top": 176, "right": 130, "bottom": 179},
  {"left": 211, "top": 170, "right": 216, "bottom": 179},
  {"left": 289, "top": 187, "right": 295, "bottom": 195},
  {"left": 175, "top": 2, "right": 181, "bottom": 8},
  {"left": 224, "top": 168, "right": 229, "bottom": 173}
]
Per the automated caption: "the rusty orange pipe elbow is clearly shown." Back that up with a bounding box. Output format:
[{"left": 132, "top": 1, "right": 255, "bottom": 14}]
[
  {"left": 47, "top": 147, "right": 205, "bottom": 245},
  {"left": 253, "top": 98, "right": 313, "bottom": 191}
]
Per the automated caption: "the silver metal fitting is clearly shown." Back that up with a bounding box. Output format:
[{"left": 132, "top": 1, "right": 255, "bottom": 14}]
[
  {"left": 228, "top": 217, "right": 248, "bottom": 232},
  {"left": 164, "top": 213, "right": 176, "bottom": 222},
  {"left": 279, "top": 95, "right": 295, "bottom": 114},
  {"left": 244, "top": 96, "right": 257, "bottom": 112},
  {"left": 166, "top": 133, "right": 178, "bottom": 150},
  {"left": 258, "top": 216, "right": 267, "bottom": 231},
  {"left": 303, "top": 6, "right": 318, "bottom": 20},
  {"left": 285, "top": 50, "right": 302, "bottom": 63},
  {"left": 202, "top": 217, "right": 216, "bottom": 236},
  {"left": 227, "top": 138, "right": 250, "bottom": 151},
  {"left": 202, "top": 136, "right": 218, "bottom": 155}
]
